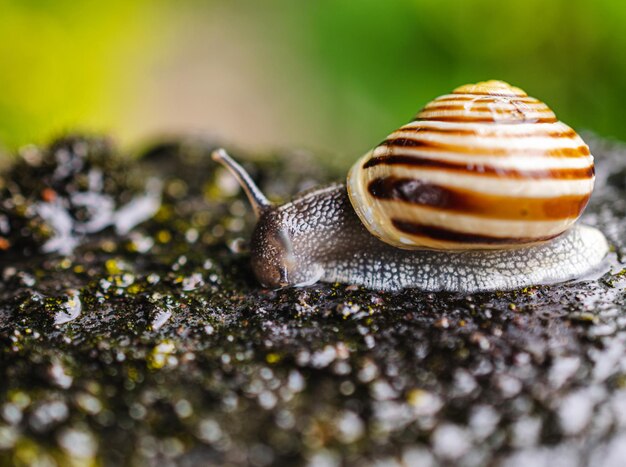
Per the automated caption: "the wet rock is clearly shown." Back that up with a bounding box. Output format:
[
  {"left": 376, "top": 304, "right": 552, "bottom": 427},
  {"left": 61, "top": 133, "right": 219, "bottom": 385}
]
[
  {"left": 0, "top": 136, "right": 161, "bottom": 256},
  {"left": 0, "top": 135, "right": 624, "bottom": 465}
]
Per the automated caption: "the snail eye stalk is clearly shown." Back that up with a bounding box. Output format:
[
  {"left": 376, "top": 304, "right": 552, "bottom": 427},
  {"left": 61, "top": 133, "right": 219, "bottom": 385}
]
[{"left": 212, "top": 148, "right": 272, "bottom": 218}]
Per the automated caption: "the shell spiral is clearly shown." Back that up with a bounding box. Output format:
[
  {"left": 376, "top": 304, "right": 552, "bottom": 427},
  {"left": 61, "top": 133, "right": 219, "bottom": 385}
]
[{"left": 347, "top": 80, "right": 595, "bottom": 250}]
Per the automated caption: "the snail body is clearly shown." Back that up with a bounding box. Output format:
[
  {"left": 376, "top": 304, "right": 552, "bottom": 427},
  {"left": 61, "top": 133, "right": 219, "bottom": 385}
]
[{"left": 213, "top": 80, "right": 608, "bottom": 292}]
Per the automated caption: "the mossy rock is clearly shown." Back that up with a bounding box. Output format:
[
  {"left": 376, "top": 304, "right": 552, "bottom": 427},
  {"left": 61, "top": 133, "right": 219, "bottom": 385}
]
[{"left": 0, "top": 134, "right": 625, "bottom": 466}]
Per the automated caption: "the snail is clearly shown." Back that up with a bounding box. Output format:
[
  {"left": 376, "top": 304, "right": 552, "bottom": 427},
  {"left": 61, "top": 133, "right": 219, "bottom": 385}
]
[{"left": 212, "top": 80, "right": 609, "bottom": 292}]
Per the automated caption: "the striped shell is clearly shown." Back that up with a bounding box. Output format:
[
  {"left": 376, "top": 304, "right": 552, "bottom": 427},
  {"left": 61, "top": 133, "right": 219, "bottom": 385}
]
[{"left": 347, "top": 80, "right": 595, "bottom": 250}]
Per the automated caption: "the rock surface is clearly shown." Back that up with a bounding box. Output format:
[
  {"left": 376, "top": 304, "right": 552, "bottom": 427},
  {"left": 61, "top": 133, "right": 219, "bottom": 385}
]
[{"left": 0, "top": 135, "right": 625, "bottom": 466}]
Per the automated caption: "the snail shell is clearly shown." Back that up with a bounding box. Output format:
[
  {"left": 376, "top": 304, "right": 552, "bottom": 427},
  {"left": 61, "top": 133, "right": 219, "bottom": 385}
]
[{"left": 347, "top": 80, "right": 595, "bottom": 250}]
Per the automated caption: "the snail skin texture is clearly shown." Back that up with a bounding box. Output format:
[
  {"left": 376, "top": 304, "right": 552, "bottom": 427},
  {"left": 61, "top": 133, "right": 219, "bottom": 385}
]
[{"left": 212, "top": 80, "right": 609, "bottom": 293}]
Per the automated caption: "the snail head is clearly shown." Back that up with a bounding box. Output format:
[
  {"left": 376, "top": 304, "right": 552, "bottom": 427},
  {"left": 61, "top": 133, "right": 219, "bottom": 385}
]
[{"left": 212, "top": 149, "right": 321, "bottom": 288}]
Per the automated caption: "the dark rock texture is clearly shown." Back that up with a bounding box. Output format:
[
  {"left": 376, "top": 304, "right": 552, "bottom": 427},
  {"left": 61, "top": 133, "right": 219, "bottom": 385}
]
[{"left": 0, "top": 135, "right": 624, "bottom": 466}]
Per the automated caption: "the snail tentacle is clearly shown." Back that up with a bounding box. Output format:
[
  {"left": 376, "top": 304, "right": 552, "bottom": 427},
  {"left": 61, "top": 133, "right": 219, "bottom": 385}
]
[{"left": 212, "top": 149, "right": 271, "bottom": 218}]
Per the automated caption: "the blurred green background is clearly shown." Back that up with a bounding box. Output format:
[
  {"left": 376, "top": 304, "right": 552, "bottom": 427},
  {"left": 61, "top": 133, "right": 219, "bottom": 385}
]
[{"left": 1, "top": 0, "right": 625, "bottom": 163}]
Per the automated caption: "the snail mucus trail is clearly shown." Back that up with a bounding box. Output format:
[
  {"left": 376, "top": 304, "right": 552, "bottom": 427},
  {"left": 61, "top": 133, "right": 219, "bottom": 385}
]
[{"left": 212, "top": 80, "right": 609, "bottom": 293}]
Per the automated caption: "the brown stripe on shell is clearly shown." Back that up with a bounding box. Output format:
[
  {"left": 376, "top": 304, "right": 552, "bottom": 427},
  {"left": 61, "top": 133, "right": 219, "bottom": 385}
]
[
  {"left": 390, "top": 220, "right": 562, "bottom": 245},
  {"left": 416, "top": 93, "right": 557, "bottom": 123},
  {"left": 395, "top": 125, "right": 578, "bottom": 139},
  {"left": 414, "top": 115, "right": 558, "bottom": 124},
  {"left": 378, "top": 137, "right": 590, "bottom": 157},
  {"left": 420, "top": 105, "right": 550, "bottom": 114},
  {"left": 362, "top": 154, "right": 594, "bottom": 180},
  {"left": 424, "top": 100, "right": 548, "bottom": 109},
  {"left": 367, "top": 176, "right": 591, "bottom": 221}
]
